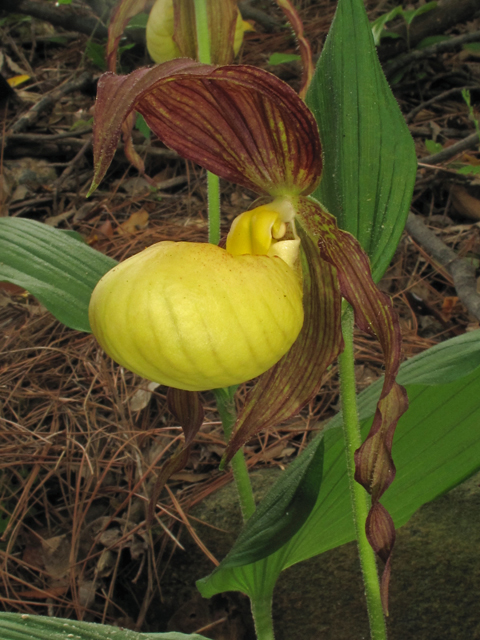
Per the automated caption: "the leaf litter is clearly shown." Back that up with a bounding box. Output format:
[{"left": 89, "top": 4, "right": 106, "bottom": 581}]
[{"left": 0, "top": 0, "right": 480, "bottom": 636}]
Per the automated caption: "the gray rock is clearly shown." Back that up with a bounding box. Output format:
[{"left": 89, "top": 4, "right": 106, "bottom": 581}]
[{"left": 165, "top": 468, "right": 480, "bottom": 639}]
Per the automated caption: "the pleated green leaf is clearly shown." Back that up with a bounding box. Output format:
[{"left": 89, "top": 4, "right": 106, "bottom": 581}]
[
  {"left": 198, "top": 331, "right": 480, "bottom": 599},
  {"left": 306, "top": 0, "right": 417, "bottom": 281},
  {"left": 219, "top": 435, "right": 324, "bottom": 569},
  {"left": 0, "top": 218, "right": 117, "bottom": 333},
  {"left": 0, "top": 613, "right": 208, "bottom": 640}
]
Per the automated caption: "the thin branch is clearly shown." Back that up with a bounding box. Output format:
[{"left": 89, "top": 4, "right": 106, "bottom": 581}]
[
  {"left": 1, "top": 0, "right": 112, "bottom": 40},
  {"left": 239, "top": 1, "right": 281, "bottom": 32},
  {"left": 405, "top": 86, "right": 478, "bottom": 124},
  {"left": 419, "top": 132, "right": 479, "bottom": 165},
  {"left": 384, "top": 30, "right": 480, "bottom": 78},
  {"left": 406, "top": 212, "right": 480, "bottom": 321},
  {"left": 9, "top": 72, "right": 94, "bottom": 134},
  {"left": 1, "top": 132, "right": 179, "bottom": 160}
]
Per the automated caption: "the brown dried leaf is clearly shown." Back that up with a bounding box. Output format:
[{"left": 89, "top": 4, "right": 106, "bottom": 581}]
[
  {"left": 451, "top": 184, "right": 480, "bottom": 221},
  {"left": 117, "top": 209, "right": 150, "bottom": 235},
  {"left": 40, "top": 535, "right": 71, "bottom": 580}
]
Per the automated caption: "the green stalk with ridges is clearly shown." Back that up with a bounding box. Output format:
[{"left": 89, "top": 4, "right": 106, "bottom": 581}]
[{"left": 339, "top": 302, "right": 388, "bottom": 640}]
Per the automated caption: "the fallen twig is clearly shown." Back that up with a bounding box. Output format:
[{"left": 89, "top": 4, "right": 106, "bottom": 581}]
[
  {"left": 239, "top": 1, "right": 282, "bottom": 32},
  {"left": 419, "top": 131, "right": 479, "bottom": 165},
  {"left": 9, "top": 72, "right": 94, "bottom": 134},
  {"left": 405, "top": 85, "right": 478, "bottom": 124},
  {"left": 53, "top": 137, "right": 92, "bottom": 189},
  {"left": 406, "top": 212, "right": 480, "bottom": 321},
  {"left": 384, "top": 30, "right": 480, "bottom": 78},
  {"left": 0, "top": 0, "right": 144, "bottom": 44},
  {"left": 1, "top": 132, "right": 180, "bottom": 161}
]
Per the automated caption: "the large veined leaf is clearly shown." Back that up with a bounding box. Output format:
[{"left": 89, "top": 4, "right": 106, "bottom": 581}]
[
  {"left": 306, "top": 0, "right": 417, "bottom": 281},
  {"left": 220, "top": 434, "right": 324, "bottom": 568},
  {"left": 0, "top": 218, "right": 117, "bottom": 333},
  {"left": 0, "top": 613, "right": 209, "bottom": 640},
  {"left": 198, "top": 331, "right": 480, "bottom": 599}
]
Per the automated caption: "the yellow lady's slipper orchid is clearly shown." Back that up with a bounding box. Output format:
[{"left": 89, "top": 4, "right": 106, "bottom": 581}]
[
  {"left": 89, "top": 206, "right": 303, "bottom": 392},
  {"left": 146, "top": 0, "right": 251, "bottom": 64}
]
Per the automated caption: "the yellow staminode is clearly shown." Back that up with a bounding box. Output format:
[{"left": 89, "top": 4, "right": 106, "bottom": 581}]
[
  {"left": 146, "top": 0, "right": 251, "bottom": 64},
  {"left": 227, "top": 202, "right": 300, "bottom": 269}
]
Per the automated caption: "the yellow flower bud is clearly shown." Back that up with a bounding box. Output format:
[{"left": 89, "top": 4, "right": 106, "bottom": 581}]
[
  {"left": 89, "top": 241, "right": 303, "bottom": 391},
  {"left": 146, "top": 0, "right": 248, "bottom": 64},
  {"left": 146, "top": 0, "right": 181, "bottom": 65}
]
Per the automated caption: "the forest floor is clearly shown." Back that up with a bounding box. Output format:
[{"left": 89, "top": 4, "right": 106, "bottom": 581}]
[{"left": 1, "top": 0, "right": 480, "bottom": 638}]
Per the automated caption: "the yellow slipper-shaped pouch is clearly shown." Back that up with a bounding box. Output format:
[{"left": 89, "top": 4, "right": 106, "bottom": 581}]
[{"left": 89, "top": 222, "right": 303, "bottom": 391}]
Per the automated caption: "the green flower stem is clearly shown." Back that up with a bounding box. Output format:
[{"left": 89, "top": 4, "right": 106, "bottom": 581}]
[
  {"left": 207, "top": 171, "right": 221, "bottom": 245},
  {"left": 194, "top": 0, "right": 253, "bottom": 521},
  {"left": 193, "top": 0, "right": 211, "bottom": 64},
  {"left": 194, "top": 4, "right": 261, "bottom": 635},
  {"left": 193, "top": 0, "right": 221, "bottom": 245},
  {"left": 251, "top": 595, "right": 275, "bottom": 640},
  {"left": 213, "top": 387, "right": 256, "bottom": 522},
  {"left": 339, "top": 302, "right": 387, "bottom": 640}
]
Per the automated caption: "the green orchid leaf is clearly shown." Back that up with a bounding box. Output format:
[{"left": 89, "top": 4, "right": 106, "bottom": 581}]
[
  {"left": 0, "top": 613, "right": 209, "bottom": 640},
  {"left": 198, "top": 336, "right": 480, "bottom": 600},
  {"left": 402, "top": 1, "right": 437, "bottom": 26},
  {"left": 220, "top": 435, "right": 324, "bottom": 568},
  {"left": 306, "top": 0, "right": 417, "bottom": 281},
  {"left": 328, "top": 329, "right": 480, "bottom": 432},
  {"left": 90, "top": 62, "right": 322, "bottom": 198},
  {"left": 371, "top": 6, "right": 403, "bottom": 46},
  {"left": 0, "top": 218, "right": 117, "bottom": 333},
  {"left": 268, "top": 52, "right": 301, "bottom": 65},
  {"left": 222, "top": 228, "right": 343, "bottom": 465}
]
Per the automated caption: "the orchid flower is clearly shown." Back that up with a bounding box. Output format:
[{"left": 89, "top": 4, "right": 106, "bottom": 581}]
[
  {"left": 146, "top": 0, "right": 252, "bottom": 65},
  {"left": 89, "top": 60, "right": 407, "bottom": 608}
]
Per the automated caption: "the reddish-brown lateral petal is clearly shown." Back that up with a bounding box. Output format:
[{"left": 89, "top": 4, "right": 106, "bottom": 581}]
[
  {"left": 366, "top": 502, "right": 395, "bottom": 614},
  {"left": 167, "top": 388, "right": 204, "bottom": 447},
  {"left": 121, "top": 111, "right": 148, "bottom": 180},
  {"left": 147, "top": 446, "right": 192, "bottom": 527},
  {"left": 147, "top": 389, "right": 204, "bottom": 525},
  {"left": 222, "top": 226, "right": 343, "bottom": 466},
  {"left": 172, "top": 0, "right": 196, "bottom": 60},
  {"left": 274, "top": 0, "right": 314, "bottom": 100},
  {"left": 106, "top": 0, "right": 148, "bottom": 73},
  {"left": 90, "top": 62, "right": 321, "bottom": 196},
  {"left": 174, "top": 0, "right": 237, "bottom": 64},
  {"left": 296, "top": 196, "right": 408, "bottom": 609}
]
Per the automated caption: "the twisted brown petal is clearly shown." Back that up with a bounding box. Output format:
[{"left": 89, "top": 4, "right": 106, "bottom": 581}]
[
  {"left": 274, "top": 0, "right": 314, "bottom": 99},
  {"left": 296, "top": 196, "right": 408, "bottom": 613},
  {"left": 222, "top": 227, "right": 343, "bottom": 466},
  {"left": 167, "top": 388, "right": 204, "bottom": 447},
  {"left": 106, "top": 0, "right": 148, "bottom": 73},
  {"left": 147, "top": 389, "right": 204, "bottom": 526}
]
